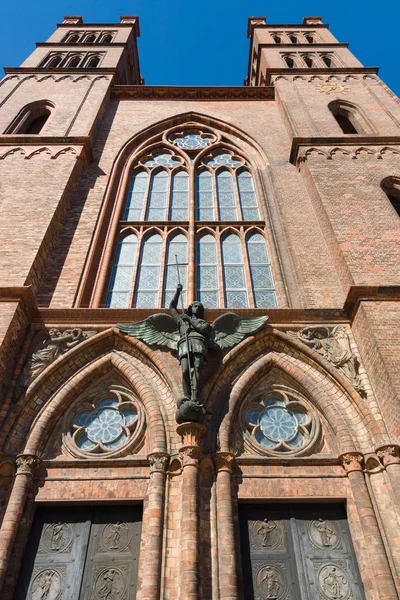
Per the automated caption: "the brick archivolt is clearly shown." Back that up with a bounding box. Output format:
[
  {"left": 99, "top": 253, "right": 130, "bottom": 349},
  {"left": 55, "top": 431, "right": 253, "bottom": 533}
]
[
  {"left": 1, "top": 329, "right": 176, "bottom": 457},
  {"left": 207, "top": 328, "right": 388, "bottom": 455}
]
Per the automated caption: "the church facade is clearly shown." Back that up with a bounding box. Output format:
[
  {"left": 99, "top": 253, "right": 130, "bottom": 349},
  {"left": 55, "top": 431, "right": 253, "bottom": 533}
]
[{"left": 0, "top": 13, "right": 399, "bottom": 600}]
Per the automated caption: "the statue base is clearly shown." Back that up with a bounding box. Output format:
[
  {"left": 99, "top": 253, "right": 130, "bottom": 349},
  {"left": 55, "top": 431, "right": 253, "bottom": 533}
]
[
  {"left": 176, "top": 396, "right": 206, "bottom": 424},
  {"left": 176, "top": 422, "right": 207, "bottom": 447}
]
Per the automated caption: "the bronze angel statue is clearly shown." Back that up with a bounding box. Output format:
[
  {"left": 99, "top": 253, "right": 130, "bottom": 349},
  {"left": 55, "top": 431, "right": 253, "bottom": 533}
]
[{"left": 118, "top": 284, "right": 268, "bottom": 423}]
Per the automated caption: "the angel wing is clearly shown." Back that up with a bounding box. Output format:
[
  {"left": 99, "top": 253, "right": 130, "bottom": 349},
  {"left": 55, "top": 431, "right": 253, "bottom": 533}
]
[
  {"left": 210, "top": 313, "right": 268, "bottom": 350},
  {"left": 117, "top": 314, "right": 180, "bottom": 351}
]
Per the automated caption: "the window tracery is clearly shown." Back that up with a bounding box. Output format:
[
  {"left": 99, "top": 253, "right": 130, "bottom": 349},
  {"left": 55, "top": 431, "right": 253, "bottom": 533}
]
[
  {"left": 102, "top": 129, "right": 279, "bottom": 309},
  {"left": 242, "top": 388, "right": 320, "bottom": 456},
  {"left": 63, "top": 387, "right": 144, "bottom": 458}
]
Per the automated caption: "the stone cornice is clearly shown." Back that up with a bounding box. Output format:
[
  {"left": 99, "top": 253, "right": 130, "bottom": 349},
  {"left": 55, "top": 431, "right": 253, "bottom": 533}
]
[
  {"left": 290, "top": 136, "right": 400, "bottom": 164},
  {"left": 4, "top": 67, "right": 118, "bottom": 77},
  {"left": 111, "top": 85, "right": 274, "bottom": 100},
  {"left": 259, "top": 42, "right": 349, "bottom": 49},
  {"left": 35, "top": 42, "right": 127, "bottom": 48}
]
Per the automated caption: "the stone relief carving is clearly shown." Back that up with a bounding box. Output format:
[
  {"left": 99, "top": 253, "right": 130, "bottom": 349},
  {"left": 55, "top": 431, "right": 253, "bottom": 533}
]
[
  {"left": 339, "top": 453, "right": 363, "bottom": 474},
  {"left": 148, "top": 453, "right": 169, "bottom": 474},
  {"left": 289, "top": 326, "right": 365, "bottom": 394},
  {"left": 376, "top": 444, "right": 400, "bottom": 467},
  {"left": 319, "top": 565, "right": 349, "bottom": 599},
  {"left": 30, "top": 568, "right": 62, "bottom": 600},
  {"left": 256, "top": 519, "right": 278, "bottom": 548},
  {"left": 315, "top": 83, "right": 349, "bottom": 95},
  {"left": 21, "top": 328, "right": 95, "bottom": 387},
  {"left": 251, "top": 519, "right": 284, "bottom": 552},
  {"left": 15, "top": 454, "right": 40, "bottom": 476}
]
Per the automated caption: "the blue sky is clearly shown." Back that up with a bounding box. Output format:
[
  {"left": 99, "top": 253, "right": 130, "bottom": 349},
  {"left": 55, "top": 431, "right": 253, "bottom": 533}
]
[{"left": 1, "top": 0, "right": 399, "bottom": 95}]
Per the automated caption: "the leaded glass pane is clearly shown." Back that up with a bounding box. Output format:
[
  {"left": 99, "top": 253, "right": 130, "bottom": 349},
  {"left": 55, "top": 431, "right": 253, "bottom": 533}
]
[
  {"left": 146, "top": 171, "right": 168, "bottom": 221},
  {"left": 196, "top": 234, "right": 219, "bottom": 307},
  {"left": 170, "top": 171, "right": 188, "bottom": 220},
  {"left": 247, "top": 233, "right": 278, "bottom": 308},
  {"left": 135, "top": 234, "right": 162, "bottom": 307},
  {"left": 205, "top": 153, "right": 243, "bottom": 168},
  {"left": 124, "top": 170, "right": 148, "bottom": 221},
  {"left": 163, "top": 234, "right": 188, "bottom": 307},
  {"left": 222, "top": 234, "right": 248, "bottom": 308},
  {"left": 143, "top": 153, "right": 182, "bottom": 167},
  {"left": 237, "top": 171, "right": 260, "bottom": 220},
  {"left": 171, "top": 133, "right": 214, "bottom": 149},
  {"left": 105, "top": 234, "right": 138, "bottom": 308},
  {"left": 196, "top": 171, "right": 214, "bottom": 220},
  {"left": 217, "top": 170, "right": 237, "bottom": 220}
]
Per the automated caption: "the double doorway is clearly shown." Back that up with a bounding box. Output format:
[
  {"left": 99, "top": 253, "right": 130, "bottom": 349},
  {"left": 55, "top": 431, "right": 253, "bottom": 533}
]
[
  {"left": 14, "top": 505, "right": 142, "bottom": 600},
  {"left": 239, "top": 503, "right": 366, "bottom": 600}
]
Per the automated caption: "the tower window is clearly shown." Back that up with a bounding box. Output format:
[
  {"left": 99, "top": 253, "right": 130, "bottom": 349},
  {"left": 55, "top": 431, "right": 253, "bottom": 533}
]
[
  {"left": 305, "top": 34, "right": 314, "bottom": 43},
  {"left": 46, "top": 55, "right": 63, "bottom": 68},
  {"left": 101, "top": 34, "right": 113, "bottom": 44},
  {"left": 67, "top": 34, "right": 80, "bottom": 43},
  {"left": 333, "top": 114, "right": 358, "bottom": 134},
  {"left": 272, "top": 35, "right": 281, "bottom": 44},
  {"left": 328, "top": 100, "right": 371, "bottom": 135},
  {"left": 284, "top": 56, "right": 295, "bottom": 68},
  {"left": 321, "top": 55, "right": 332, "bottom": 67},
  {"left": 303, "top": 56, "right": 313, "bottom": 68},
  {"left": 84, "top": 34, "right": 97, "bottom": 43},
  {"left": 67, "top": 55, "right": 82, "bottom": 67},
  {"left": 289, "top": 34, "right": 298, "bottom": 44},
  {"left": 381, "top": 178, "right": 400, "bottom": 217},
  {"left": 86, "top": 55, "right": 101, "bottom": 67},
  {"left": 4, "top": 100, "right": 54, "bottom": 135}
]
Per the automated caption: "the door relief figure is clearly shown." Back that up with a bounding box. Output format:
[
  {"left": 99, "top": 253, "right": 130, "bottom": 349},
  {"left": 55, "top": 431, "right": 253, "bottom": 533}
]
[
  {"left": 313, "top": 519, "right": 336, "bottom": 547},
  {"left": 320, "top": 565, "right": 349, "bottom": 599},
  {"left": 50, "top": 522, "right": 66, "bottom": 551},
  {"left": 96, "top": 568, "right": 123, "bottom": 600},
  {"left": 31, "top": 570, "right": 61, "bottom": 600},
  {"left": 256, "top": 519, "right": 277, "bottom": 547},
  {"left": 259, "top": 566, "right": 281, "bottom": 599}
]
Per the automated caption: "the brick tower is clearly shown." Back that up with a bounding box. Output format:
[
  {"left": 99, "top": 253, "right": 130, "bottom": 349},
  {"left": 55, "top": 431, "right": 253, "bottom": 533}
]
[{"left": 0, "top": 14, "right": 399, "bottom": 600}]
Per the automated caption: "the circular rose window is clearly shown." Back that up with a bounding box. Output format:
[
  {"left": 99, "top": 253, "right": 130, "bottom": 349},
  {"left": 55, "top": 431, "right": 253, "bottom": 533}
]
[
  {"left": 244, "top": 390, "right": 319, "bottom": 456},
  {"left": 63, "top": 388, "right": 143, "bottom": 458}
]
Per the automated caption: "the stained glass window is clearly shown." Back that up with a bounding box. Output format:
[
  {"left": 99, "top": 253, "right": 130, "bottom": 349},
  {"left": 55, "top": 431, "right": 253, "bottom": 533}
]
[
  {"left": 196, "top": 171, "right": 214, "bottom": 221},
  {"left": 197, "top": 234, "right": 219, "bottom": 308},
  {"left": 142, "top": 153, "right": 182, "bottom": 167},
  {"left": 146, "top": 170, "right": 168, "bottom": 221},
  {"left": 222, "top": 234, "right": 248, "bottom": 308},
  {"left": 247, "top": 233, "right": 277, "bottom": 308},
  {"left": 135, "top": 233, "right": 163, "bottom": 308},
  {"left": 72, "top": 396, "right": 138, "bottom": 454},
  {"left": 105, "top": 234, "right": 138, "bottom": 308},
  {"left": 205, "top": 153, "right": 243, "bottom": 168},
  {"left": 124, "top": 170, "right": 148, "bottom": 221},
  {"left": 164, "top": 234, "right": 188, "bottom": 307},
  {"left": 237, "top": 170, "right": 260, "bottom": 220},
  {"left": 245, "top": 394, "right": 313, "bottom": 453},
  {"left": 170, "top": 171, "right": 189, "bottom": 220},
  {"left": 171, "top": 133, "right": 214, "bottom": 149},
  {"left": 217, "top": 170, "right": 238, "bottom": 221}
]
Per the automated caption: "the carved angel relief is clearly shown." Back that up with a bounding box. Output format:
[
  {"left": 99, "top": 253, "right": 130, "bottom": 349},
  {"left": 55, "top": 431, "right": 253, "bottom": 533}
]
[
  {"left": 118, "top": 285, "right": 268, "bottom": 423},
  {"left": 289, "top": 326, "right": 365, "bottom": 395}
]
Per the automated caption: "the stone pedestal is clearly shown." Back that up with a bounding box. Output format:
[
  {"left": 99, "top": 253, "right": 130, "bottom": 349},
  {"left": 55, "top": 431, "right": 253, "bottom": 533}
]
[{"left": 177, "top": 422, "right": 206, "bottom": 600}]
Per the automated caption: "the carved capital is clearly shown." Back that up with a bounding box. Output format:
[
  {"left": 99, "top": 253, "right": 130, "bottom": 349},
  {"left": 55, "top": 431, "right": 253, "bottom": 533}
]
[
  {"left": 176, "top": 422, "right": 206, "bottom": 447},
  {"left": 376, "top": 445, "right": 400, "bottom": 467},
  {"left": 148, "top": 452, "right": 169, "bottom": 474},
  {"left": 15, "top": 454, "right": 41, "bottom": 477},
  {"left": 214, "top": 452, "right": 236, "bottom": 474},
  {"left": 339, "top": 452, "right": 364, "bottom": 474},
  {"left": 179, "top": 446, "right": 203, "bottom": 468}
]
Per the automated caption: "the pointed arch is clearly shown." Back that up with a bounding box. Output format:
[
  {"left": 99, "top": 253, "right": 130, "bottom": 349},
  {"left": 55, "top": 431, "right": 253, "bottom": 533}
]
[
  {"left": 203, "top": 328, "right": 388, "bottom": 454},
  {"left": 1, "top": 329, "right": 182, "bottom": 456}
]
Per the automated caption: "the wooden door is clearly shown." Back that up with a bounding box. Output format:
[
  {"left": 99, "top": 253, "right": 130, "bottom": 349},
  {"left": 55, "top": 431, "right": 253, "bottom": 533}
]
[
  {"left": 239, "top": 503, "right": 366, "bottom": 600},
  {"left": 14, "top": 505, "right": 142, "bottom": 600}
]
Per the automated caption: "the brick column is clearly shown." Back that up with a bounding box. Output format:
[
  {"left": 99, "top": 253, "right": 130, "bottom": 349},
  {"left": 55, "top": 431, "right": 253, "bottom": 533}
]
[
  {"left": 177, "top": 422, "right": 206, "bottom": 600},
  {"left": 377, "top": 445, "right": 400, "bottom": 500},
  {"left": 0, "top": 454, "right": 40, "bottom": 594},
  {"left": 141, "top": 452, "right": 169, "bottom": 600},
  {"left": 340, "top": 452, "right": 398, "bottom": 600},
  {"left": 215, "top": 452, "right": 238, "bottom": 600}
]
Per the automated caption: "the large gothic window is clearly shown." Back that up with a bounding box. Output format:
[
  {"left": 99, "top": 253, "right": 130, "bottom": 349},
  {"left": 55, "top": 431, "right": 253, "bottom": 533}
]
[{"left": 103, "top": 130, "right": 278, "bottom": 309}]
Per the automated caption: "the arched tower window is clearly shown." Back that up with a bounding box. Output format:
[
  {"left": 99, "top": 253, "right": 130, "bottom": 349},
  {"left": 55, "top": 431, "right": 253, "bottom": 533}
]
[
  {"left": 98, "top": 131, "right": 279, "bottom": 309},
  {"left": 67, "top": 55, "right": 82, "bottom": 67},
  {"left": 4, "top": 100, "right": 54, "bottom": 135},
  {"left": 303, "top": 55, "right": 313, "bottom": 68},
  {"left": 321, "top": 55, "right": 333, "bottom": 67},
  {"left": 272, "top": 35, "right": 281, "bottom": 44},
  {"left": 328, "top": 100, "right": 372, "bottom": 135},
  {"left": 67, "top": 34, "right": 80, "bottom": 43},
  {"left": 101, "top": 34, "right": 113, "bottom": 44},
  {"left": 289, "top": 34, "right": 298, "bottom": 44},
  {"left": 84, "top": 34, "right": 97, "bottom": 43},
  {"left": 305, "top": 34, "right": 315, "bottom": 43},
  {"left": 47, "top": 55, "right": 63, "bottom": 67},
  {"left": 381, "top": 178, "right": 400, "bottom": 217},
  {"left": 86, "top": 55, "right": 101, "bottom": 67},
  {"left": 284, "top": 56, "right": 295, "bottom": 68}
]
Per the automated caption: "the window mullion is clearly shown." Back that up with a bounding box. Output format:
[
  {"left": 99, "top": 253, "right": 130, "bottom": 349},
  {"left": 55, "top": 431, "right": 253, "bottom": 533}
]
[
  {"left": 216, "top": 230, "right": 225, "bottom": 308},
  {"left": 142, "top": 168, "right": 152, "bottom": 221},
  {"left": 188, "top": 164, "right": 196, "bottom": 305},
  {"left": 233, "top": 169, "right": 242, "bottom": 220},
  {"left": 130, "top": 232, "right": 143, "bottom": 307},
  {"left": 157, "top": 232, "right": 167, "bottom": 308},
  {"left": 165, "top": 168, "right": 172, "bottom": 220},
  {"left": 212, "top": 171, "right": 218, "bottom": 221}
]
